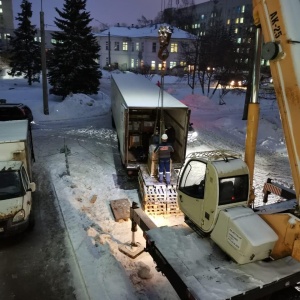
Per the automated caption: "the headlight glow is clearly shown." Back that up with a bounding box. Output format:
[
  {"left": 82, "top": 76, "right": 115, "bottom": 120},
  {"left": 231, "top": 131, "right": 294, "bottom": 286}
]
[{"left": 12, "top": 210, "right": 25, "bottom": 223}]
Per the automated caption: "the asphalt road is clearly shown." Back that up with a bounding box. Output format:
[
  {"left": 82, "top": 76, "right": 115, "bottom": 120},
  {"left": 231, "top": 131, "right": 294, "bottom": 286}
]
[{"left": 0, "top": 159, "right": 87, "bottom": 300}]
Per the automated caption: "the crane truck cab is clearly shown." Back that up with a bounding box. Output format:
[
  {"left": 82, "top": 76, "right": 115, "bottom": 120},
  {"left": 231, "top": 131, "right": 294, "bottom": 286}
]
[{"left": 177, "top": 150, "right": 278, "bottom": 264}]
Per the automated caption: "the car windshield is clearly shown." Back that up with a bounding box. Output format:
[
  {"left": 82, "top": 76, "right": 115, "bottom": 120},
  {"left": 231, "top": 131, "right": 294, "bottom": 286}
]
[{"left": 0, "top": 171, "right": 23, "bottom": 200}]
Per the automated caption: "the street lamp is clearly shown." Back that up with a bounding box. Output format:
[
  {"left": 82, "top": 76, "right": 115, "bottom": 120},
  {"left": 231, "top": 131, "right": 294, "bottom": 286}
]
[{"left": 40, "top": 0, "right": 49, "bottom": 115}]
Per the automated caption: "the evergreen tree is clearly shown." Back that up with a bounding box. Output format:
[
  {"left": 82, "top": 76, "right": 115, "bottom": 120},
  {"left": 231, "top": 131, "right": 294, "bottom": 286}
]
[
  {"left": 48, "top": 0, "right": 101, "bottom": 99},
  {"left": 8, "top": 0, "right": 41, "bottom": 85}
]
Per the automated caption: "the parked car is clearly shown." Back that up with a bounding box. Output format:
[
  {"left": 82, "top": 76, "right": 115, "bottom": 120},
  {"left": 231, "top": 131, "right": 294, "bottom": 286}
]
[{"left": 0, "top": 102, "right": 33, "bottom": 122}]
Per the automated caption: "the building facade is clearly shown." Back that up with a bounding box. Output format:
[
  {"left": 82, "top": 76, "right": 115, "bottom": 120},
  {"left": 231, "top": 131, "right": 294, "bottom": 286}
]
[
  {"left": 95, "top": 24, "right": 195, "bottom": 72},
  {"left": 0, "top": 0, "right": 14, "bottom": 50},
  {"left": 176, "top": 0, "right": 257, "bottom": 68}
]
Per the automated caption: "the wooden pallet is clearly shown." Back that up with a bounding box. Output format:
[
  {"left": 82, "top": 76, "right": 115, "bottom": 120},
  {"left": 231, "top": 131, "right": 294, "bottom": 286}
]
[
  {"left": 143, "top": 203, "right": 166, "bottom": 215},
  {"left": 110, "top": 198, "right": 131, "bottom": 222},
  {"left": 166, "top": 202, "right": 183, "bottom": 216},
  {"left": 138, "top": 165, "right": 182, "bottom": 215}
]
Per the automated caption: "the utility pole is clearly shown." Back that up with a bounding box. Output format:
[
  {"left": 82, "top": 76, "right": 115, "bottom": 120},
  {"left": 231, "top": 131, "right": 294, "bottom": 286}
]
[{"left": 40, "top": 0, "right": 49, "bottom": 115}]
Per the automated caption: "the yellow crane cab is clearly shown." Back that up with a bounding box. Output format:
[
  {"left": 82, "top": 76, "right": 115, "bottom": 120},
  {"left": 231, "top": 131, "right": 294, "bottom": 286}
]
[{"left": 177, "top": 150, "right": 278, "bottom": 264}]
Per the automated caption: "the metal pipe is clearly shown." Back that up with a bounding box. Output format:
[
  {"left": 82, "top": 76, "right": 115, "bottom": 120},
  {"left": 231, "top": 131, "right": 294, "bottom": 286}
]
[
  {"left": 251, "top": 27, "right": 263, "bottom": 104},
  {"left": 245, "top": 27, "right": 263, "bottom": 206}
]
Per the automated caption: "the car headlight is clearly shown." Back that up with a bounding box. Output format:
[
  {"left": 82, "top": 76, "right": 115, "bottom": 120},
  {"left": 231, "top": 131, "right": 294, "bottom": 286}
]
[{"left": 12, "top": 210, "right": 25, "bottom": 223}]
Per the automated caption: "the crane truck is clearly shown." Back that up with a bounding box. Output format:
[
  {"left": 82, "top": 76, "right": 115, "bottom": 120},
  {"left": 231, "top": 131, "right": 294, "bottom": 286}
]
[{"left": 122, "top": 0, "right": 300, "bottom": 299}]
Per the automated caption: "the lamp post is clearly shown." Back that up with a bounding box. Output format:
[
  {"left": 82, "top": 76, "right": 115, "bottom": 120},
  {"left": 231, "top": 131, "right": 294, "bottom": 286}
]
[{"left": 40, "top": 0, "right": 49, "bottom": 115}]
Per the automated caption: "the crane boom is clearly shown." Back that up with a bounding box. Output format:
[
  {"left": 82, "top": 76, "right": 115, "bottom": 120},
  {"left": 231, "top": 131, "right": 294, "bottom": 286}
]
[{"left": 252, "top": 0, "right": 300, "bottom": 206}]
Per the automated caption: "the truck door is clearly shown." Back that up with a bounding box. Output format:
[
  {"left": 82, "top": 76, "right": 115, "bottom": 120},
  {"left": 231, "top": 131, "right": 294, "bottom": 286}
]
[
  {"left": 119, "top": 104, "right": 128, "bottom": 167},
  {"left": 20, "top": 165, "right": 32, "bottom": 218},
  {"left": 178, "top": 159, "right": 206, "bottom": 229}
]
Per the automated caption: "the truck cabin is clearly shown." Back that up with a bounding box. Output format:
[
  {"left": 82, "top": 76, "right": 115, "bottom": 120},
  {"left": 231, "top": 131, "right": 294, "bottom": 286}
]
[
  {"left": 0, "top": 161, "right": 32, "bottom": 200},
  {"left": 179, "top": 159, "right": 249, "bottom": 205}
]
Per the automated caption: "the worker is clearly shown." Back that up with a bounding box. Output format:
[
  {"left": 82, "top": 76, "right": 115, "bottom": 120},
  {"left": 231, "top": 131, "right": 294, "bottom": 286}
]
[
  {"left": 151, "top": 128, "right": 160, "bottom": 145},
  {"left": 154, "top": 134, "right": 174, "bottom": 185}
]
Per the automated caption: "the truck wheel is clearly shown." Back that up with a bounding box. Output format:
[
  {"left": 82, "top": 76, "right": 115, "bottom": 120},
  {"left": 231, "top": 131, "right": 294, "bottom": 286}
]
[{"left": 28, "top": 212, "right": 35, "bottom": 230}]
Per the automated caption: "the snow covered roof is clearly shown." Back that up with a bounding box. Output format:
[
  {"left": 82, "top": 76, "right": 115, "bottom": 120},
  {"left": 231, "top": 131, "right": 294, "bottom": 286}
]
[
  {"left": 111, "top": 73, "right": 189, "bottom": 109},
  {"left": 95, "top": 23, "right": 195, "bottom": 39},
  {"left": 0, "top": 120, "right": 28, "bottom": 142}
]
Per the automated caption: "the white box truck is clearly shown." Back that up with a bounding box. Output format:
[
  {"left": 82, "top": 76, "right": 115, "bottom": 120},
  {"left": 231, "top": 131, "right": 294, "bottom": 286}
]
[
  {"left": 0, "top": 120, "right": 36, "bottom": 236},
  {"left": 111, "top": 73, "right": 190, "bottom": 215}
]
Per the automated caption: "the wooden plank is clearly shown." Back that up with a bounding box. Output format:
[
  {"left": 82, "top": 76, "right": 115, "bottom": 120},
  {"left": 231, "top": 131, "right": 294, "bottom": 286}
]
[{"left": 110, "top": 199, "right": 131, "bottom": 222}]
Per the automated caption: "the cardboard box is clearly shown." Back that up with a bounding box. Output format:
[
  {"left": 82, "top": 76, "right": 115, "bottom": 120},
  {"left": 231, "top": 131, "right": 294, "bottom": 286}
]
[
  {"left": 143, "top": 121, "right": 154, "bottom": 132},
  {"left": 129, "top": 135, "right": 141, "bottom": 148},
  {"left": 148, "top": 144, "right": 159, "bottom": 160},
  {"left": 148, "top": 156, "right": 158, "bottom": 177}
]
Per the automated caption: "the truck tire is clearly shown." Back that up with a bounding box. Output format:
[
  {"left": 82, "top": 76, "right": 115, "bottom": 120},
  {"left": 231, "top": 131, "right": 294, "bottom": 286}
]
[{"left": 28, "top": 212, "right": 35, "bottom": 230}]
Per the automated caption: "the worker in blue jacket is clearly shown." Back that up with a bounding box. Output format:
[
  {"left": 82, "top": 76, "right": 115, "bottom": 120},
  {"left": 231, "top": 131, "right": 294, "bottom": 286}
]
[{"left": 154, "top": 134, "right": 174, "bottom": 185}]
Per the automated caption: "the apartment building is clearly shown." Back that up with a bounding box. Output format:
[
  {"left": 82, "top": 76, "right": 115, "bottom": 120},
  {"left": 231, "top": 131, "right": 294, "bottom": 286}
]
[
  {"left": 95, "top": 23, "right": 195, "bottom": 72},
  {"left": 0, "top": 0, "right": 14, "bottom": 50},
  {"left": 176, "top": 0, "right": 255, "bottom": 67}
]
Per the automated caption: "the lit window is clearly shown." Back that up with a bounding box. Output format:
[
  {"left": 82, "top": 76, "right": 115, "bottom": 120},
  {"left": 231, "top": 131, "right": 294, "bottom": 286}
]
[
  {"left": 201, "top": 14, "right": 205, "bottom": 20},
  {"left": 227, "top": 19, "right": 230, "bottom": 25},
  {"left": 170, "top": 61, "right": 176, "bottom": 68},
  {"left": 241, "top": 5, "right": 245, "bottom": 13},
  {"left": 136, "top": 59, "right": 139, "bottom": 67},
  {"left": 170, "top": 43, "right": 178, "bottom": 53},
  {"left": 235, "top": 28, "right": 238, "bottom": 34},
  {"left": 0, "top": 8, "right": 2, "bottom": 13},
  {"left": 235, "top": 18, "right": 239, "bottom": 24},
  {"left": 136, "top": 42, "right": 139, "bottom": 51},
  {"left": 240, "top": 17, "right": 244, "bottom": 24},
  {"left": 151, "top": 61, "right": 156, "bottom": 70},
  {"left": 122, "top": 42, "right": 128, "bottom": 51},
  {"left": 237, "top": 38, "right": 241, "bottom": 43},
  {"left": 236, "top": 48, "right": 240, "bottom": 53},
  {"left": 158, "top": 63, "right": 162, "bottom": 71},
  {"left": 114, "top": 42, "right": 119, "bottom": 51}
]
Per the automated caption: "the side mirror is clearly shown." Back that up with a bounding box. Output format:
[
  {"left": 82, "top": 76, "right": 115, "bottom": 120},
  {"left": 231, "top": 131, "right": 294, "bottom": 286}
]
[{"left": 28, "top": 182, "right": 36, "bottom": 192}]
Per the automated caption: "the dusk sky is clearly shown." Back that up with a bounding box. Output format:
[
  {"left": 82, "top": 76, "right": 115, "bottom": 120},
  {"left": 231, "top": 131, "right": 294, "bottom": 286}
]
[{"left": 13, "top": 0, "right": 206, "bottom": 29}]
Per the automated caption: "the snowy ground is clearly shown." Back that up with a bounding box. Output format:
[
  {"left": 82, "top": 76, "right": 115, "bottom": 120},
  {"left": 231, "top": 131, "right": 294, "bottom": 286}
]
[{"left": 0, "top": 70, "right": 293, "bottom": 299}]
